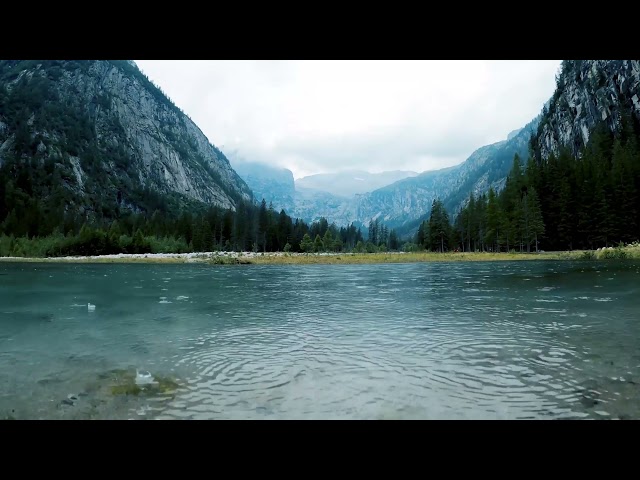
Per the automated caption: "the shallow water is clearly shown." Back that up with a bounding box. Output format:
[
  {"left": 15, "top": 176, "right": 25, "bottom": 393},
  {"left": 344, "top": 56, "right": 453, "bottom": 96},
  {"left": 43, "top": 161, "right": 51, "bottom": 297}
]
[{"left": 1, "top": 260, "right": 639, "bottom": 420}]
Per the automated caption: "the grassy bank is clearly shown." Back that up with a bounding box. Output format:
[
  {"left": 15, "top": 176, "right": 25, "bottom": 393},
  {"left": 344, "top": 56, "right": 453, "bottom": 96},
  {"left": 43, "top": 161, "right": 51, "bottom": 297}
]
[
  {"left": 1, "top": 243, "right": 639, "bottom": 265},
  {"left": 250, "top": 246, "right": 640, "bottom": 265},
  {"left": 249, "top": 251, "right": 552, "bottom": 265}
]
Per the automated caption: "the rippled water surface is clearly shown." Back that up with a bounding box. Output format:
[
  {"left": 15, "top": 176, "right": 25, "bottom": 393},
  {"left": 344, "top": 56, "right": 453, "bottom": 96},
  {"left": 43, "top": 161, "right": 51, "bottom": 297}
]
[{"left": 1, "top": 260, "right": 640, "bottom": 420}]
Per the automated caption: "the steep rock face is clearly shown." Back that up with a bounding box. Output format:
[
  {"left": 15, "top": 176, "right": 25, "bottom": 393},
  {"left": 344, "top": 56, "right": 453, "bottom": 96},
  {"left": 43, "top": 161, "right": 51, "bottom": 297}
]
[
  {"left": 231, "top": 161, "right": 295, "bottom": 212},
  {"left": 0, "top": 60, "right": 252, "bottom": 219},
  {"left": 536, "top": 60, "right": 640, "bottom": 160}
]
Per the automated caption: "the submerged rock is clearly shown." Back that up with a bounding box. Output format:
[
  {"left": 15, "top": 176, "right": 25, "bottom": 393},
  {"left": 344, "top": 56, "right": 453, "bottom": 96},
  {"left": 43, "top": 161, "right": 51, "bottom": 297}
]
[
  {"left": 579, "top": 396, "right": 600, "bottom": 408},
  {"left": 100, "top": 368, "right": 181, "bottom": 397},
  {"left": 2, "top": 409, "right": 16, "bottom": 420}
]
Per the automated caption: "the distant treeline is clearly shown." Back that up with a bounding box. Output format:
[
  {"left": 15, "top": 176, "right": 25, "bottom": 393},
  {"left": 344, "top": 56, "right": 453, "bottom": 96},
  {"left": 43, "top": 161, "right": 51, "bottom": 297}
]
[{"left": 0, "top": 196, "right": 406, "bottom": 257}]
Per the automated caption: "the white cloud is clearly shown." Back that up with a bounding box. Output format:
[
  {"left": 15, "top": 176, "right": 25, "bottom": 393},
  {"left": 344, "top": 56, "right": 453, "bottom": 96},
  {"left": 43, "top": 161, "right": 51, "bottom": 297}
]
[{"left": 134, "top": 60, "right": 561, "bottom": 179}]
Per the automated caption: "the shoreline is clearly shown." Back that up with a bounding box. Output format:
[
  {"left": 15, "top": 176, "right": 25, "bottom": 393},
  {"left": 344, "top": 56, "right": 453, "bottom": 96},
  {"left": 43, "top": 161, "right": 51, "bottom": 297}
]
[{"left": 0, "top": 246, "right": 638, "bottom": 265}]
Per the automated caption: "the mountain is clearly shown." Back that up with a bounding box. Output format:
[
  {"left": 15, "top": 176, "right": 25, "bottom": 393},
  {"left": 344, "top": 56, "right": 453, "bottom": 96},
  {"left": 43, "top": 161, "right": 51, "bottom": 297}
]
[
  {"left": 343, "top": 60, "right": 640, "bottom": 238},
  {"left": 296, "top": 170, "right": 418, "bottom": 197},
  {"left": 294, "top": 187, "right": 358, "bottom": 227},
  {"left": 0, "top": 60, "right": 252, "bottom": 232},
  {"left": 344, "top": 116, "right": 538, "bottom": 236},
  {"left": 231, "top": 161, "right": 295, "bottom": 213},
  {"left": 533, "top": 60, "right": 640, "bottom": 161},
  {"left": 507, "top": 128, "right": 523, "bottom": 140},
  {"left": 230, "top": 162, "right": 416, "bottom": 226},
  {"left": 454, "top": 59, "right": 640, "bottom": 252},
  {"left": 524, "top": 59, "right": 640, "bottom": 250},
  {"left": 229, "top": 120, "right": 539, "bottom": 233},
  {"left": 391, "top": 116, "right": 540, "bottom": 237}
]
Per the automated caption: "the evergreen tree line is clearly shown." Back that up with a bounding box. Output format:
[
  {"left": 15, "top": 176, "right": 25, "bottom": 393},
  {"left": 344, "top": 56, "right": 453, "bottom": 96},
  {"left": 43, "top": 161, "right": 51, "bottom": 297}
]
[
  {"left": 414, "top": 113, "right": 640, "bottom": 252},
  {"left": 415, "top": 198, "right": 456, "bottom": 252},
  {"left": 1, "top": 190, "right": 409, "bottom": 257},
  {"left": 451, "top": 155, "right": 545, "bottom": 253},
  {"left": 367, "top": 218, "right": 400, "bottom": 251}
]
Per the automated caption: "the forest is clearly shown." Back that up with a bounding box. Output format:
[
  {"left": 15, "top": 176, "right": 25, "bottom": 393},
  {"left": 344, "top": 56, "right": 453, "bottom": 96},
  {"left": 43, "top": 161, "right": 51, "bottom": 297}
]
[
  {"left": 414, "top": 112, "right": 640, "bottom": 252},
  {"left": 0, "top": 191, "right": 409, "bottom": 257}
]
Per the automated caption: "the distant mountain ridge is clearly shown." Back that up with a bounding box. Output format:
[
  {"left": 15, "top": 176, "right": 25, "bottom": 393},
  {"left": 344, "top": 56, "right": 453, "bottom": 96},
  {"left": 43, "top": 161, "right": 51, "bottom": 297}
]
[
  {"left": 232, "top": 119, "right": 539, "bottom": 234},
  {"left": 356, "top": 118, "right": 540, "bottom": 236},
  {"left": 231, "top": 160, "right": 295, "bottom": 213},
  {"left": 296, "top": 170, "right": 418, "bottom": 197}
]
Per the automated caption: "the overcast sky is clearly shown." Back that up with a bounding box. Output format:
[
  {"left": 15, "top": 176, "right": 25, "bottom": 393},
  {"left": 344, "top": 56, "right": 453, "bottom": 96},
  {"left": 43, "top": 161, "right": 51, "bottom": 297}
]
[{"left": 134, "top": 60, "right": 561, "bottom": 179}]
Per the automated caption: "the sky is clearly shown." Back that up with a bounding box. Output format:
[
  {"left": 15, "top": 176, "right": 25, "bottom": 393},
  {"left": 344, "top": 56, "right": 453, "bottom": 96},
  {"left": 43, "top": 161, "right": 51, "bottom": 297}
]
[{"left": 134, "top": 60, "right": 562, "bottom": 179}]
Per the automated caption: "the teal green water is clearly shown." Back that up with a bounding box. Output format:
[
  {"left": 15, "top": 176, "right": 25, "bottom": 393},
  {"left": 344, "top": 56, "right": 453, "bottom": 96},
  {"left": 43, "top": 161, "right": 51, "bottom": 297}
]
[{"left": 1, "top": 261, "right": 639, "bottom": 420}]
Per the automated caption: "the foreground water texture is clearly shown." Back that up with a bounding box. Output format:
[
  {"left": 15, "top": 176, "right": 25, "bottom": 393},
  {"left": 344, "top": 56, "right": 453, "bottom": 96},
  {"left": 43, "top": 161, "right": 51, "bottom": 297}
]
[{"left": 1, "top": 261, "right": 639, "bottom": 420}]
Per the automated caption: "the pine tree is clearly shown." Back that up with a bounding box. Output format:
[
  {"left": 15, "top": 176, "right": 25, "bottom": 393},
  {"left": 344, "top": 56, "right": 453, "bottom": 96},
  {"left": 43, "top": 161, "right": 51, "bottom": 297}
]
[
  {"left": 388, "top": 229, "right": 399, "bottom": 250},
  {"left": 202, "top": 219, "right": 213, "bottom": 252},
  {"left": 612, "top": 138, "right": 638, "bottom": 242},
  {"left": 332, "top": 234, "right": 343, "bottom": 252},
  {"left": 299, "top": 233, "right": 313, "bottom": 254},
  {"left": 428, "top": 199, "right": 451, "bottom": 252},
  {"left": 258, "top": 198, "right": 268, "bottom": 252},
  {"left": 466, "top": 195, "right": 475, "bottom": 251},
  {"left": 475, "top": 193, "right": 487, "bottom": 251},
  {"left": 416, "top": 221, "right": 427, "bottom": 248},
  {"left": 368, "top": 219, "right": 376, "bottom": 245},
  {"left": 484, "top": 187, "right": 501, "bottom": 251},
  {"left": 322, "top": 228, "right": 333, "bottom": 252},
  {"left": 313, "top": 234, "right": 323, "bottom": 253},
  {"left": 527, "top": 188, "right": 545, "bottom": 252},
  {"left": 191, "top": 221, "right": 203, "bottom": 252}
]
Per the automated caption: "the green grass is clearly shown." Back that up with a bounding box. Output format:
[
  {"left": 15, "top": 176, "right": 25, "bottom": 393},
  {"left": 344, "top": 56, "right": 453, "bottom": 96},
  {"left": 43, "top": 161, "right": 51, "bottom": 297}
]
[
  {"left": 249, "top": 252, "right": 543, "bottom": 265},
  {"left": 1, "top": 245, "right": 639, "bottom": 265},
  {"left": 250, "top": 246, "right": 640, "bottom": 265}
]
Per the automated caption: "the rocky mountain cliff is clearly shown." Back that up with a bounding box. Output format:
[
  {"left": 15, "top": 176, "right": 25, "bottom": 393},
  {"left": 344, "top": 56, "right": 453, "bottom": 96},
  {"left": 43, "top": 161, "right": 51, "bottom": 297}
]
[
  {"left": 0, "top": 60, "right": 252, "bottom": 223},
  {"left": 533, "top": 60, "right": 640, "bottom": 160}
]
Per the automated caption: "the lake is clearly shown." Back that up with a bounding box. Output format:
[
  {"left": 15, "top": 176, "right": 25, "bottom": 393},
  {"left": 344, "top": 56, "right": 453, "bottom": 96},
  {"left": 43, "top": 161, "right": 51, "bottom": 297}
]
[{"left": 1, "top": 260, "right": 639, "bottom": 420}]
